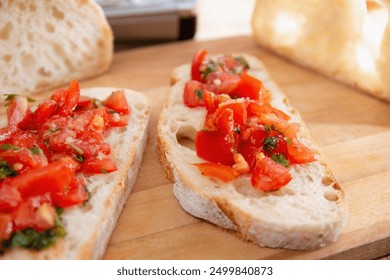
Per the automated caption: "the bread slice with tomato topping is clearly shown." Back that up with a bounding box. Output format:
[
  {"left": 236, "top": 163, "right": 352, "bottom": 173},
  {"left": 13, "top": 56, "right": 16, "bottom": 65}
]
[
  {"left": 0, "top": 0, "right": 113, "bottom": 95},
  {"left": 0, "top": 85, "right": 150, "bottom": 259},
  {"left": 157, "top": 51, "right": 347, "bottom": 250}
]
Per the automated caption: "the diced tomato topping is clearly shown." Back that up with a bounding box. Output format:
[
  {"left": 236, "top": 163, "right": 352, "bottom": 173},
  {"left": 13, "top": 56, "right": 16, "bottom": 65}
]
[
  {"left": 0, "top": 213, "right": 13, "bottom": 241},
  {"left": 184, "top": 50, "right": 317, "bottom": 191},
  {"left": 0, "top": 183, "right": 22, "bottom": 212},
  {"left": 183, "top": 80, "right": 205, "bottom": 108},
  {"left": 195, "top": 131, "right": 235, "bottom": 166},
  {"left": 0, "top": 148, "right": 48, "bottom": 174},
  {"left": 79, "top": 156, "right": 118, "bottom": 174},
  {"left": 251, "top": 156, "right": 292, "bottom": 191},
  {"left": 52, "top": 175, "right": 88, "bottom": 208},
  {"left": 30, "top": 100, "right": 57, "bottom": 130},
  {"left": 233, "top": 72, "right": 262, "bottom": 100},
  {"left": 194, "top": 162, "right": 240, "bottom": 182},
  {"left": 54, "top": 80, "right": 81, "bottom": 116},
  {"left": 12, "top": 194, "right": 56, "bottom": 232},
  {"left": 7, "top": 95, "right": 32, "bottom": 130},
  {"left": 103, "top": 90, "right": 130, "bottom": 114},
  {"left": 191, "top": 49, "right": 208, "bottom": 82}
]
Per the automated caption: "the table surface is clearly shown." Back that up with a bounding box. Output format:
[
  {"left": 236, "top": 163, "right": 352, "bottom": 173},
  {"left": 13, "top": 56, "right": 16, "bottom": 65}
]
[{"left": 12, "top": 36, "right": 390, "bottom": 259}]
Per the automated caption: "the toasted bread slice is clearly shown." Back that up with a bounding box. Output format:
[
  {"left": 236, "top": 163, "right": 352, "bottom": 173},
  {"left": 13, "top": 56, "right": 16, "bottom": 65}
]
[
  {"left": 0, "top": 0, "right": 113, "bottom": 95},
  {"left": 157, "top": 54, "right": 347, "bottom": 250},
  {"left": 1, "top": 88, "right": 150, "bottom": 259}
]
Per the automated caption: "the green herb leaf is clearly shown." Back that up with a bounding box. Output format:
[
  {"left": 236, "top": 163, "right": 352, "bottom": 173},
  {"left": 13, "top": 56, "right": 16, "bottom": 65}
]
[
  {"left": 200, "top": 59, "right": 219, "bottom": 79},
  {"left": 0, "top": 144, "right": 20, "bottom": 151},
  {"left": 271, "top": 154, "right": 290, "bottom": 167},
  {"left": 235, "top": 56, "right": 250, "bottom": 70},
  {"left": 4, "top": 94, "right": 16, "bottom": 101},
  {"left": 29, "top": 146, "right": 41, "bottom": 155},
  {"left": 27, "top": 97, "right": 36, "bottom": 102},
  {"left": 108, "top": 109, "right": 116, "bottom": 114},
  {"left": 67, "top": 144, "right": 83, "bottom": 155},
  {"left": 263, "top": 136, "right": 278, "bottom": 152},
  {"left": 75, "top": 154, "right": 85, "bottom": 162},
  {"left": 49, "top": 127, "right": 60, "bottom": 133},
  {"left": 234, "top": 127, "right": 241, "bottom": 134},
  {"left": 100, "top": 168, "right": 108, "bottom": 174},
  {"left": 92, "top": 98, "right": 104, "bottom": 108},
  {"left": 195, "top": 89, "right": 204, "bottom": 100},
  {"left": 0, "top": 161, "right": 18, "bottom": 179}
]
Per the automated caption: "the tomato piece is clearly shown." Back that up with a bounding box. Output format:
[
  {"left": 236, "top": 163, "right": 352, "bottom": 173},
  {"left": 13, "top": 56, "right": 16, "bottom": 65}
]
[
  {"left": 194, "top": 162, "right": 240, "bottom": 182},
  {"left": 247, "top": 102, "right": 290, "bottom": 121},
  {"left": 0, "top": 148, "right": 48, "bottom": 174},
  {"left": 76, "top": 96, "right": 92, "bottom": 108},
  {"left": 195, "top": 131, "right": 235, "bottom": 166},
  {"left": 0, "top": 182, "right": 22, "bottom": 212},
  {"left": 204, "top": 72, "right": 240, "bottom": 95},
  {"left": 107, "top": 112, "right": 129, "bottom": 127},
  {"left": 12, "top": 194, "right": 55, "bottom": 231},
  {"left": 203, "top": 90, "right": 218, "bottom": 112},
  {"left": 215, "top": 108, "right": 234, "bottom": 134},
  {"left": 55, "top": 80, "right": 80, "bottom": 116},
  {"left": 238, "top": 127, "right": 268, "bottom": 171},
  {"left": 233, "top": 72, "right": 262, "bottom": 100},
  {"left": 215, "top": 102, "right": 247, "bottom": 126},
  {"left": 7, "top": 95, "right": 32, "bottom": 129},
  {"left": 71, "top": 107, "right": 108, "bottom": 134},
  {"left": 30, "top": 100, "right": 57, "bottom": 130},
  {"left": 52, "top": 175, "right": 88, "bottom": 208},
  {"left": 0, "top": 213, "right": 13, "bottom": 241},
  {"left": 259, "top": 113, "right": 299, "bottom": 140},
  {"left": 183, "top": 80, "right": 205, "bottom": 108},
  {"left": 6, "top": 157, "right": 77, "bottom": 197},
  {"left": 191, "top": 49, "right": 208, "bottom": 82},
  {"left": 263, "top": 131, "right": 289, "bottom": 158},
  {"left": 287, "top": 139, "right": 316, "bottom": 164},
  {"left": 79, "top": 156, "right": 117, "bottom": 174},
  {"left": 251, "top": 156, "right": 292, "bottom": 191},
  {"left": 102, "top": 90, "right": 130, "bottom": 114},
  {"left": 0, "top": 127, "right": 19, "bottom": 144}
]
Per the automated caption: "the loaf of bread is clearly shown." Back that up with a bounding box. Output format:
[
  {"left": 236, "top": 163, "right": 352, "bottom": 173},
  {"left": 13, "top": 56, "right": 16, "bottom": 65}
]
[
  {"left": 0, "top": 0, "right": 113, "bottom": 95},
  {"left": 1, "top": 87, "right": 150, "bottom": 259},
  {"left": 157, "top": 53, "right": 347, "bottom": 250},
  {"left": 251, "top": 0, "right": 390, "bottom": 102}
]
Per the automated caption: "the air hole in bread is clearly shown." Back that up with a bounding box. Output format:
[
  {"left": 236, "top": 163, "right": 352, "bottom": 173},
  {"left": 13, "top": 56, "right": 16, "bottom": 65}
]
[
  {"left": 22, "top": 53, "right": 36, "bottom": 68},
  {"left": 67, "top": 20, "right": 73, "bottom": 28},
  {"left": 51, "top": 6, "right": 65, "bottom": 20},
  {"left": 306, "top": 174, "right": 314, "bottom": 182},
  {"left": 3, "top": 55, "right": 11, "bottom": 63},
  {"left": 324, "top": 190, "right": 339, "bottom": 202},
  {"left": 0, "top": 22, "right": 12, "bottom": 40},
  {"left": 29, "top": 3, "right": 36, "bottom": 12},
  {"left": 176, "top": 125, "right": 196, "bottom": 150},
  {"left": 233, "top": 177, "right": 266, "bottom": 198},
  {"left": 0, "top": 2, "right": 3, "bottom": 9},
  {"left": 45, "top": 22, "right": 55, "bottom": 33},
  {"left": 18, "top": 2, "right": 26, "bottom": 11},
  {"left": 321, "top": 176, "right": 333, "bottom": 186},
  {"left": 38, "top": 67, "right": 52, "bottom": 77}
]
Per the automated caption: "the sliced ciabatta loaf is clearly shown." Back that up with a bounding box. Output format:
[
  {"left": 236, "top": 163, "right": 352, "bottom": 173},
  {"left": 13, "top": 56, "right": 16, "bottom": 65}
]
[
  {"left": 0, "top": 0, "right": 113, "bottom": 95},
  {"left": 1, "top": 88, "right": 150, "bottom": 259},
  {"left": 158, "top": 54, "right": 347, "bottom": 250}
]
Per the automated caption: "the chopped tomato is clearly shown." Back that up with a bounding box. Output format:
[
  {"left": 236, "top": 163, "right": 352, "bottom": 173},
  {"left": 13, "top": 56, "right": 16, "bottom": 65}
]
[
  {"left": 79, "top": 156, "right": 117, "bottom": 174},
  {"left": 183, "top": 80, "right": 205, "bottom": 108},
  {"left": 0, "top": 148, "right": 48, "bottom": 174},
  {"left": 247, "top": 102, "right": 290, "bottom": 121},
  {"left": 76, "top": 96, "right": 92, "bottom": 108},
  {"left": 0, "top": 127, "right": 18, "bottom": 144},
  {"left": 6, "top": 157, "right": 77, "bottom": 198},
  {"left": 215, "top": 102, "right": 247, "bottom": 126},
  {"left": 191, "top": 49, "right": 208, "bottom": 82},
  {"left": 215, "top": 108, "right": 234, "bottom": 134},
  {"left": 203, "top": 90, "right": 218, "bottom": 112},
  {"left": 54, "top": 80, "right": 80, "bottom": 116},
  {"left": 251, "top": 156, "right": 292, "bottom": 191},
  {"left": 107, "top": 111, "right": 130, "bottom": 127},
  {"left": 12, "top": 194, "right": 55, "bottom": 231},
  {"left": 259, "top": 113, "right": 299, "bottom": 140},
  {"left": 194, "top": 162, "right": 240, "bottom": 182},
  {"left": 238, "top": 127, "right": 268, "bottom": 171},
  {"left": 0, "top": 213, "right": 13, "bottom": 241},
  {"left": 0, "top": 183, "right": 22, "bottom": 212},
  {"left": 7, "top": 95, "right": 32, "bottom": 130},
  {"left": 204, "top": 72, "right": 240, "bottom": 95},
  {"left": 233, "top": 72, "right": 262, "bottom": 100},
  {"left": 52, "top": 175, "right": 88, "bottom": 208},
  {"left": 103, "top": 90, "right": 130, "bottom": 114},
  {"left": 30, "top": 100, "right": 57, "bottom": 130},
  {"left": 287, "top": 139, "right": 316, "bottom": 164},
  {"left": 195, "top": 131, "right": 235, "bottom": 166}
]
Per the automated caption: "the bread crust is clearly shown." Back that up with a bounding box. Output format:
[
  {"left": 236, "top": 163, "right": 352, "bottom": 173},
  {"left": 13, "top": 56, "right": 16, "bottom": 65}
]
[
  {"left": 157, "top": 54, "right": 347, "bottom": 250},
  {"left": 1, "top": 88, "right": 151, "bottom": 259}
]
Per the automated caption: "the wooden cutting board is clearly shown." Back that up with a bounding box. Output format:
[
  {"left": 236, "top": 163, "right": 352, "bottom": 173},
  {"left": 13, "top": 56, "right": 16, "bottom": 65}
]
[{"left": 6, "top": 36, "right": 390, "bottom": 259}]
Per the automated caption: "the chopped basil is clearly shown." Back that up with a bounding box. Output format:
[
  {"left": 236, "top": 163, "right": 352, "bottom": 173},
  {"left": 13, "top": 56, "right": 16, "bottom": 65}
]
[
  {"left": 195, "top": 89, "right": 204, "bottom": 100},
  {"left": 4, "top": 94, "right": 35, "bottom": 102},
  {"left": 92, "top": 98, "right": 104, "bottom": 108},
  {"left": 100, "top": 168, "right": 108, "bottom": 174},
  {"left": 49, "top": 127, "right": 60, "bottom": 133},
  {"left": 235, "top": 56, "right": 250, "bottom": 70},
  {"left": 0, "top": 144, "right": 19, "bottom": 151},
  {"left": 263, "top": 136, "right": 278, "bottom": 152},
  {"left": 200, "top": 59, "right": 219, "bottom": 79},
  {"left": 264, "top": 124, "right": 277, "bottom": 134},
  {"left": 29, "top": 146, "right": 41, "bottom": 155},
  {"left": 67, "top": 144, "right": 83, "bottom": 155},
  {"left": 108, "top": 109, "right": 116, "bottom": 114},
  {"left": 1, "top": 210, "right": 66, "bottom": 252},
  {"left": 0, "top": 161, "right": 18, "bottom": 179},
  {"left": 234, "top": 127, "right": 241, "bottom": 134},
  {"left": 75, "top": 154, "right": 85, "bottom": 162},
  {"left": 271, "top": 154, "right": 290, "bottom": 167}
]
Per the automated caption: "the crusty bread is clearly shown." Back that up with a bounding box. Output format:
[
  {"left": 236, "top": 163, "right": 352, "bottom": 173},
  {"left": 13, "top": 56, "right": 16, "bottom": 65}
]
[
  {"left": 0, "top": 0, "right": 113, "bottom": 95},
  {"left": 157, "top": 54, "right": 347, "bottom": 250},
  {"left": 1, "top": 88, "right": 150, "bottom": 259},
  {"left": 251, "top": 0, "right": 390, "bottom": 102}
]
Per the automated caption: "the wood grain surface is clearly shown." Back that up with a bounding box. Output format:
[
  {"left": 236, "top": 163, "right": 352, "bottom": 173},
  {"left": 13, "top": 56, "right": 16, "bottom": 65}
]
[{"left": 6, "top": 36, "right": 390, "bottom": 259}]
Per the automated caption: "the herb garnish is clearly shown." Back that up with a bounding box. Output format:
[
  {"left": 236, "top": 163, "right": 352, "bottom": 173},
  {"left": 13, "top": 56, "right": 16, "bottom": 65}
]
[
  {"left": 263, "top": 136, "right": 278, "bottom": 152},
  {"left": 271, "top": 154, "right": 290, "bottom": 167},
  {"left": 0, "top": 161, "right": 18, "bottom": 179}
]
